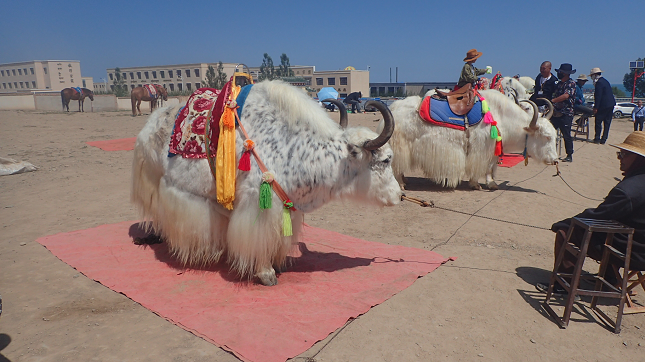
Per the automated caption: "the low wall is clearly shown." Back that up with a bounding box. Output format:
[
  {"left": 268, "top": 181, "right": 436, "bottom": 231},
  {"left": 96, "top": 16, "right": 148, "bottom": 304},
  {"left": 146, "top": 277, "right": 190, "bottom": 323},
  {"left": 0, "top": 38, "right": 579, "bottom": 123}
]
[
  {"left": 0, "top": 94, "right": 36, "bottom": 110},
  {"left": 117, "top": 97, "right": 182, "bottom": 111},
  {"left": 34, "top": 94, "right": 119, "bottom": 112}
]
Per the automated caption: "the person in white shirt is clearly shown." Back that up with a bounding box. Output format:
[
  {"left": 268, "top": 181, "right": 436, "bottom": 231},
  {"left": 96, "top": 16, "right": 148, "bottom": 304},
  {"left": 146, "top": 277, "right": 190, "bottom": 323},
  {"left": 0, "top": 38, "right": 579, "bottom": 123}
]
[{"left": 633, "top": 100, "right": 645, "bottom": 131}]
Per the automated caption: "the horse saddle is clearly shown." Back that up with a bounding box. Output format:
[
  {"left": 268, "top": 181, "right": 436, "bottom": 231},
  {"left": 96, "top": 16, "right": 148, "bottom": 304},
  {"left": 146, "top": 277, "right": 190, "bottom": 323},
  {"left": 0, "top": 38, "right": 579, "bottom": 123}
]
[
  {"left": 434, "top": 83, "right": 475, "bottom": 116},
  {"left": 72, "top": 87, "right": 83, "bottom": 95}
]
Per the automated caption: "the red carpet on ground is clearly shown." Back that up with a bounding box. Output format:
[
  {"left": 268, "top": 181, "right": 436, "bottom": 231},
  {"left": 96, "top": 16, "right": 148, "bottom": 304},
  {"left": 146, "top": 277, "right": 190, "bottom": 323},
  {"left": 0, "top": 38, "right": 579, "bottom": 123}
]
[
  {"left": 86, "top": 137, "right": 136, "bottom": 151},
  {"left": 37, "top": 221, "right": 451, "bottom": 362},
  {"left": 498, "top": 153, "right": 524, "bottom": 168}
]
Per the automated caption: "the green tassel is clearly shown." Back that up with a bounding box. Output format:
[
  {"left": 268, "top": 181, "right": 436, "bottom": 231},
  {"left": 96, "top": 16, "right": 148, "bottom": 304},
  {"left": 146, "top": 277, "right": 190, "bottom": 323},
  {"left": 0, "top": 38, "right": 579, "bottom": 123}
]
[
  {"left": 259, "top": 181, "right": 272, "bottom": 209},
  {"left": 282, "top": 207, "right": 293, "bottom": 236},
  {"left": 482, "top": 100, "right": 489, "bottom": 113},
  {"left": 491, "top": 125, "right": 498, "bottom": 139}
]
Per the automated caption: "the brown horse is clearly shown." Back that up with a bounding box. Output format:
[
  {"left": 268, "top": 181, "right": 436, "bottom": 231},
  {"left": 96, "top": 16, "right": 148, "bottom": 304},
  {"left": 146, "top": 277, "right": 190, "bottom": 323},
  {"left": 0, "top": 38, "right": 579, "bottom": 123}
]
[
  {"left": 61, "top": 87, "right": 95, "bottom": 112},
  {"left": 131, "top": 84, "right": 169, "bottom": 116}
]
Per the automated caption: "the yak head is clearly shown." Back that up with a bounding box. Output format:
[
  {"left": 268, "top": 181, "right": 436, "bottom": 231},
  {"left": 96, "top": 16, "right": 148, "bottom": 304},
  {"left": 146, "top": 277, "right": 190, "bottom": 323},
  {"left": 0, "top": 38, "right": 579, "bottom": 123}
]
[{"left": 522, "top": 99, "right": 559, "bottom": 165}]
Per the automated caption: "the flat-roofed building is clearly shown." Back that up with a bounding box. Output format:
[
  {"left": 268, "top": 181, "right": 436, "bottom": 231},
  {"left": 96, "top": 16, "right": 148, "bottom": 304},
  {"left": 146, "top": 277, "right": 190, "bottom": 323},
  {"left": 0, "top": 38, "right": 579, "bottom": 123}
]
[
  {"left": 0, "top": 60, "right": 83, "bottom": 93},
  {"left": 369, "top": 82, "right": 456, "bottom": 97},
  {"left": 309, "top": 69, "right": 369, "bottom": 99}
]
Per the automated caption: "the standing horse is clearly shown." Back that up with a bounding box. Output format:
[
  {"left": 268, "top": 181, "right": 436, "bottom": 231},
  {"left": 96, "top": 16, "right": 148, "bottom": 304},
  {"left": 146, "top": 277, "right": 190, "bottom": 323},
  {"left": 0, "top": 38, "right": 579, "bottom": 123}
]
[
  {"left": 61, "top": 88, "right": 95, "bottom": 112},
  {"left": 131, "top": 84, "right": 168, "bottom": 116}
]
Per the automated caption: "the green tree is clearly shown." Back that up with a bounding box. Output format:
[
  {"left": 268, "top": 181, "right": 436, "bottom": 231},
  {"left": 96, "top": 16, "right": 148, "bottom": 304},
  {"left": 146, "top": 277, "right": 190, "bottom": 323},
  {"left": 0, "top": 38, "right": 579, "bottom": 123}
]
[
  {"left": 258, "top": 53, "right": 276, "bottom": 81},
  {"left": 112, "top": 67, "right": 128, "bottom": 97},
  {"left": 612, "top": 86, "right": 626, "bottom": 98},
  {"left": 276, "top": 53, "right": 295, "bottom": 78},
  {"left": 202, "top": 62, "right": 228, "bottom": 89},
  {"left": 622, "top": 57, "right": 645, "bottom": 98}
]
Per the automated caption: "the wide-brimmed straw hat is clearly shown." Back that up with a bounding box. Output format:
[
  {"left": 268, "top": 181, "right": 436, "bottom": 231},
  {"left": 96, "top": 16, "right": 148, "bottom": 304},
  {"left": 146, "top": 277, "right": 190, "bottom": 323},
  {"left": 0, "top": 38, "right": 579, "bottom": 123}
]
[
  {"left": 576, "top": 74, "right": 588, "bottom": 81},
  {"left": 464, "top": 49, "right": 483, "bottom": 62},
  {"left": 590, "top": 67, "right": 603, "bottom": 75},
  {"left": 555, "top": 63, "right": 576, "bottom": 74},
  {"left": 610, "top": 131, "right": 645, "bottom": 158}
]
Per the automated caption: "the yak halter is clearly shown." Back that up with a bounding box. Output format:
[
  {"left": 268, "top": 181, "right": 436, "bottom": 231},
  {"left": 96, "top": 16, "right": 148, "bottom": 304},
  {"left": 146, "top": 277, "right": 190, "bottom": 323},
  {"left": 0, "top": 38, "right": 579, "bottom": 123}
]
[{"left": 476, "top": 92, "right": 503, "bottom": 156}]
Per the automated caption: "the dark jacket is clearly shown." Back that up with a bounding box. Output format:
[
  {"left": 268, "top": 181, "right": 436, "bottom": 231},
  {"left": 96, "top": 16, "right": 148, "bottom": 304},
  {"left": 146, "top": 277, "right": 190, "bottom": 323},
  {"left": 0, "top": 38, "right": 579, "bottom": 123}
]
[
  {"left": 530, "top": 73, "right": 557, "bottom": 102},
  {"left": 593, "top": 77, "right": 616, "bottom": 110},
  {"left": 552, "top": 164, "right": 645, "bottom": 269},
  {"left": 344, "top": 92, "right": 361, "bottom": 103}
]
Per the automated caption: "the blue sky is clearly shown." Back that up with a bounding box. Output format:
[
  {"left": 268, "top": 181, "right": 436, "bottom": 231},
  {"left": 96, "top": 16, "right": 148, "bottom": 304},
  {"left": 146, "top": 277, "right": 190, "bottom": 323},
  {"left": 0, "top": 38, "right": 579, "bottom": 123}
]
[{"left": 0, "top": 0, "right": 642, "bottom": 85}]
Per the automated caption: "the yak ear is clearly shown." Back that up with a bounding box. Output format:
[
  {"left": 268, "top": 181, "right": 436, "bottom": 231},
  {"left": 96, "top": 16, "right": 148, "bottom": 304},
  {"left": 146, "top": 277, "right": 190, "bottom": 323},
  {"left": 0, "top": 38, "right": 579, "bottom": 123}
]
[{"left": 347, "top": 143, "right": 364, "bottom": 160}]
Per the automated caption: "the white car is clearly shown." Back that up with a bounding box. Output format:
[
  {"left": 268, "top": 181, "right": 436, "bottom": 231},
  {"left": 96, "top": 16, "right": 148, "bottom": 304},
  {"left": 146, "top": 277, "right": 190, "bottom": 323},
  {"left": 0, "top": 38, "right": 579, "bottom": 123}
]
[{"left": 613, "top": 102, "right": 638, "bottom": 118}]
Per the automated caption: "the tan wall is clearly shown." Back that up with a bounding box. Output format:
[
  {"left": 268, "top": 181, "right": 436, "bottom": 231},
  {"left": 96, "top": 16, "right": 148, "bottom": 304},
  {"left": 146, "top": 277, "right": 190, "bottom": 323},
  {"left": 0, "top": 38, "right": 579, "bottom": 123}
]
[
  {"left": 118, "top": 97, "right": 182, "bottom": 111},
  {"left": 0, "top": 94, "right": 36, "bottom": 110},
  {"left": 33, "top": 94, "right": 118, "bottom": 112}
]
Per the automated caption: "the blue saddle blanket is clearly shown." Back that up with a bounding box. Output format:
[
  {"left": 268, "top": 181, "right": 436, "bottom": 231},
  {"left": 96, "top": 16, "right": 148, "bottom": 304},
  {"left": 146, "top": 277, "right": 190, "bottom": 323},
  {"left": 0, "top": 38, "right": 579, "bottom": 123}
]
[
  {"left": 73, "top": 87, "right": 83, "bottom": 95},
  {"left": 419, "top": 96, "right": 483, "bottom": 130}
]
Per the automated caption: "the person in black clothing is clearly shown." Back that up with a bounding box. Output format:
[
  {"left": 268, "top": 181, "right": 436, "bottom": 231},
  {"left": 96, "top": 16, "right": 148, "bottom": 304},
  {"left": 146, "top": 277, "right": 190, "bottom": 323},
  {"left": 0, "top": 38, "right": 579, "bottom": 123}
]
[
  {"left": 529, "top": 61, "right": 558, "bottom": 103},
  {"left": 344, "top": 91, "right": 362, "bottom": 113},
  {"left": 536, "top": 131, "right": 645, "bottom": 294},
  {"left": 590, "top": 67, "right": 617, "bottom": 144}
]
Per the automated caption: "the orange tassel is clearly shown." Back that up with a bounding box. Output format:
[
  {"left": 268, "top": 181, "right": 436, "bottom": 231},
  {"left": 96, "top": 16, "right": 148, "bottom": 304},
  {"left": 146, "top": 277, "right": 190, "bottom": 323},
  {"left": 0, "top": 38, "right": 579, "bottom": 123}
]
[{"left": 238, "top": 150, "right": 251, "bottom": 171}]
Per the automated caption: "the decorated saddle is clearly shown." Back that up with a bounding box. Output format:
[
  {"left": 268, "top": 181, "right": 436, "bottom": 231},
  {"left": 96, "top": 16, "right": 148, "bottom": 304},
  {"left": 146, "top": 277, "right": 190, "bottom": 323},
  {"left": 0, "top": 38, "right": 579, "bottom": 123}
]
[
  {"left": 72, "top": 87, "right": 83, "bottom": 95},
  {"left": 144, "top": 84, "right": 158, "bottom": 99},
  {"left": 168, "top": 88, "right": 221, "bottom": 158},
  {"left": 419, "top": 95, "right": 483, "bottom": 131}
]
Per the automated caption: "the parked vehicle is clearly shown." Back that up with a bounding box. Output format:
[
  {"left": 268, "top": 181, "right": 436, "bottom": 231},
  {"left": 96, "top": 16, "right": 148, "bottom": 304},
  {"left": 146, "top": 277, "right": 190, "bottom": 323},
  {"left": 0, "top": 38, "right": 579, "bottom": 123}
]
[{"left": 613, "top": 102, "right": 637, "bottom": 118}]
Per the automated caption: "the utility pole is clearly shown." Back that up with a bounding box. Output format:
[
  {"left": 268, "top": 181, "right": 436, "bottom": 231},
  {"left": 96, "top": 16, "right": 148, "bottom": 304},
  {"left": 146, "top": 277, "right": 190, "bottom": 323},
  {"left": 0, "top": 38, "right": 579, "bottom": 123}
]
[{"left": 633, "top": 70, "right": 644, "bottom": 103}]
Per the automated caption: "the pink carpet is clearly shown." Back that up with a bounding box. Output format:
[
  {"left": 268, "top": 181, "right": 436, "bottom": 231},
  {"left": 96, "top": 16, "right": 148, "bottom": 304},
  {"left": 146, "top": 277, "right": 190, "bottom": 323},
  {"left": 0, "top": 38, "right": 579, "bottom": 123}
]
[
  {"left": 37, "top": 221, "right": 451, "bottom": 362},
  {"left": 498, "top": 154, "right": 524, "bottom": 168},
  {"left": 86, "top": 137, "right": 136, "bottom": 151}
]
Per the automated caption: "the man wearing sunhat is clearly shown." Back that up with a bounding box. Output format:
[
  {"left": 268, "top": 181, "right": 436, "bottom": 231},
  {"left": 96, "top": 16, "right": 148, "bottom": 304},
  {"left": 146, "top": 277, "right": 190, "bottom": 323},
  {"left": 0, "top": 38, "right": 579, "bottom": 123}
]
[
  {"left": 537, "top": 131, "right": 645, "bottom": 294},
  {"left": 575, "top": 74, "right": 588, "bottom": 106},
  {"left": 590, "top": 67, "right": 616, "bottom": 144},
  {"left": 550, "top": 63, "right": 577, "bottom": 162},
  {"left": 457, "top": 49, "right": 491, "bottom": 88}
]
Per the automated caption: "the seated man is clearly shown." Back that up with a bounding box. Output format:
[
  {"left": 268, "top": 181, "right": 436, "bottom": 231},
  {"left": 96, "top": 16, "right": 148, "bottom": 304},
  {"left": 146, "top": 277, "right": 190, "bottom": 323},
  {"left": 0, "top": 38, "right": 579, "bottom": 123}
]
[
  {"left": 537, "top": 131, "right": 645, "bottom": 294},
  {"left": 344, "top": 91, "right": 362, "bottom": 114}
]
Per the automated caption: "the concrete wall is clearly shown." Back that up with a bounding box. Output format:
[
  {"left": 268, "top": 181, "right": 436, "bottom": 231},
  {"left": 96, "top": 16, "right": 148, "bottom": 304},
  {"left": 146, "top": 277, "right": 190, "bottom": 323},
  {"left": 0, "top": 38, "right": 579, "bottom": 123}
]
[
  {"left": 117, "top": 96, "right": 182, "bottom": 111},
  {"left": 0, "top": 94, "right": 36, "bottom": 110},
  {"left": 33, "top": 94, "right": 118, "bottom": 112}
]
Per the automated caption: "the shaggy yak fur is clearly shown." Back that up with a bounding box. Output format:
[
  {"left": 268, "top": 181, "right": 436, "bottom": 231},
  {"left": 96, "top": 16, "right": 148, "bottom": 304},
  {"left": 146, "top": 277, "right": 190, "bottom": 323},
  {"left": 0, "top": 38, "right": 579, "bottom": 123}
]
[
  {"left": 131, "top": 80, "right": 402, "bottom": 286},
  {"left": 381, "top": 89, "right": 558, "bottom": 190}
]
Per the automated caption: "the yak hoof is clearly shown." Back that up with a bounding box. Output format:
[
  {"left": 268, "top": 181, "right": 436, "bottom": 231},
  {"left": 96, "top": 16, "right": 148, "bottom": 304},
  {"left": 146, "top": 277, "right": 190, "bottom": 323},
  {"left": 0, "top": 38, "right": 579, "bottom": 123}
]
[
  {"left": 469, "top": 183, "right": 482, "bottom": 190},
  {"left": 256, "top": 268, "right": 278, "bottom": 286},
  {"left": 486, "top": 181, "right": 499, "bottom": 191}
]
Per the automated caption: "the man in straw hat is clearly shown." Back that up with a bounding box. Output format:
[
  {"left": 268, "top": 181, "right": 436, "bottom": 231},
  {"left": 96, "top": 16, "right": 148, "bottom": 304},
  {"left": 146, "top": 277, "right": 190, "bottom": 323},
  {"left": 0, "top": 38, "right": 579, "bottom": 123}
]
[
  {"left": 457, "top": 49, "right": 492, "bottom": 89},
  {"left": 550, "top": 63, "right": 577, "bottom": 162},
  {"left": 590, "top": 67, "right": 616, "bottom": 144},
  {"left": 575, "top": 74, "right": 588, "bottom": 106},
  {"left": 536, "top": 131, "right": 645, "bottom": 295}
]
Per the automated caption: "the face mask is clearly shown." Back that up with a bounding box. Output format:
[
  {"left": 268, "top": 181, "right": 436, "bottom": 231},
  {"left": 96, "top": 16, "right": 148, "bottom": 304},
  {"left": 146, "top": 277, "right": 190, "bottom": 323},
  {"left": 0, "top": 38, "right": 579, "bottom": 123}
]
[
  {"left": 591, "top": 74, "right": 600, "bottom": 84},
  {"left": 557, "top": 72, "right": 565, "bottom": 79}
]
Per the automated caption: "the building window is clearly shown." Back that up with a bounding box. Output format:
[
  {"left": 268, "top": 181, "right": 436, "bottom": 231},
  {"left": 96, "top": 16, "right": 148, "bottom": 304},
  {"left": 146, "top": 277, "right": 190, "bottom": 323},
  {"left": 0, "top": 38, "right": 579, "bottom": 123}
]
[
  {"left": 187, "top": 83, "right": 192, "bottom": 91},
  {"left": 327, "top": 78, "right": 335, "bottom": 85},
  {"left": 152, "top": 71, "right": 157, "bottom": 79},
  {"left": 316, "top": 78, "right": 323, "bottom": 85},
  {"left": 18, "top": 69, "right": 22, "bottom": 75},
  {"left": 185, "top": 69, "right": 191, "bottom": 78},
  {"left": 19, "top": 82, "right": 23, "bottom": 88},
  {"left": 12, "top": 69, "right": 16, "bottom": 76},
  {"left": 195, "top": 82, "right": 200, "bottom": 89},
  {"left": 82, "top": 80, "right": 86, "bottom": 87},
  {"left": 144, "top": 71, "right": 149, "bottom": 79},
  {"left": 309, "top": 70, "right": 312, "bottom": 74},
  {"left": 109, "top": 73, "right": 113, "bottom": 80},
  {"left": 178, "top": 83, "right": 183, "bottom": 91},
  {"left": 14, "top": 82, "right": 18, "bottom": 88},
  {"left": 8, "top": 83, "right": 12, "bottom": 89},
  {"left": 131, "top": 85, "right": 135, "bottom": 89},
  {"left": 169, "top": 83, "right": 175, "bottom": 91},
  {"left": 43, "top": 68, "right": 47, "bottom": 74},
  {"left": 340, "top": 77, "right": 347, "bottom": 85},
  {"left": 168, "top": 70, "right": 173, "bottom": 78},
  {"left": 122, "top": 73, "right": 126, "bottom": 79},
  {"left": 30, "top": 68, "right": 34, "bottom": 75},
  {"left": 32, "top": 81, "right": 36, "bottom": 88},
  {"left": 340, "top": 93, "right": 347, "bottom": 98},
  {"left": 137, "top": 72, "right": 141, "bottom": 79},
  {"left": 2, "top": 83, "right": 5, "bottom": 89},
  {"left": 130, "top": 72, "right": 134, "bottom": 79},
  {"left": 160, "top": 71, "right": 165, "bottom": 78},
  {"left": 1, "top": 70, "right": 3, "bottom": 76},
  {"left": 194, "top": 69, "right": 200, "bottom": 78}
]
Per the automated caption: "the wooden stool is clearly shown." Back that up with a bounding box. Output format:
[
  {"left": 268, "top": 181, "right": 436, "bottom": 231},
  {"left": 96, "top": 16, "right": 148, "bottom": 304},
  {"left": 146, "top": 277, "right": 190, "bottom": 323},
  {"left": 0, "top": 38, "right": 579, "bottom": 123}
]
[
  {"left": 543, "top": 217, "right": 635, "bottom": 333},
  {"left": 572, "top": 114, "right": 590, "bottom": 141}
]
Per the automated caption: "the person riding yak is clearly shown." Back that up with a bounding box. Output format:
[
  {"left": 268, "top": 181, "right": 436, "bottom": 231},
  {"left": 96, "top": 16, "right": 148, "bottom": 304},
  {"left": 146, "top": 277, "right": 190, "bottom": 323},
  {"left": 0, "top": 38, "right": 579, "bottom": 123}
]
[{"left": 457, "top": 49, "right": 492, "bottom": 89}]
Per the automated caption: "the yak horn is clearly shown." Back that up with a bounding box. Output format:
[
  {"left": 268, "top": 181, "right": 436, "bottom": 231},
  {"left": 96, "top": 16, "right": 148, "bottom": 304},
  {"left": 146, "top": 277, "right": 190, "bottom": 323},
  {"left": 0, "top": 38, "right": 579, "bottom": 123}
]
[
  {"left": 525, "top": 100, "right": 539, "bottom": 129},
  {"left": 363, "top": 101, "right": 395, "bottom": 151},
  {"left": 539, "top": 98, "right": 554, "bottom": 120},
  {"left": 321, "top": 99, "right": 348, "bottom": 129}
]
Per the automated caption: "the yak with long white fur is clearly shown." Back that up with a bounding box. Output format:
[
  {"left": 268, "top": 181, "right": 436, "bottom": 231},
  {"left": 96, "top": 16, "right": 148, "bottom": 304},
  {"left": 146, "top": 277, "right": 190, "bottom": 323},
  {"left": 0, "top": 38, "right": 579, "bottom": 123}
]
[
  {"left": 382, "top": 89, "right": 558, "bottom": 190},
  {"left": 131, "top": 80, "right": 402, "bottom": 286}
]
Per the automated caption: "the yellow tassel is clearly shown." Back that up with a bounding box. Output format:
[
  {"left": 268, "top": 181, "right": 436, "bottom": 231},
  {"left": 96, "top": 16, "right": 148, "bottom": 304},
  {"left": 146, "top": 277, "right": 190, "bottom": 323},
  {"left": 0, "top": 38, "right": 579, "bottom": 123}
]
[
  {"left": 282, "top": 207, "right": 292, "bottom": 236},
  {"left": 216, "top": 85, "right": 241, "bottom": 210}
]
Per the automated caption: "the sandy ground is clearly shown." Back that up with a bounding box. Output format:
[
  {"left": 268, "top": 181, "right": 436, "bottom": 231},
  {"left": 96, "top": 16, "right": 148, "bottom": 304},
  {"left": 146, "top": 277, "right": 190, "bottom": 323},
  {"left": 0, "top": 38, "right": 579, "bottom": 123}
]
[{"left": 1, "top": 107, "right": 644, "bottom": 362}]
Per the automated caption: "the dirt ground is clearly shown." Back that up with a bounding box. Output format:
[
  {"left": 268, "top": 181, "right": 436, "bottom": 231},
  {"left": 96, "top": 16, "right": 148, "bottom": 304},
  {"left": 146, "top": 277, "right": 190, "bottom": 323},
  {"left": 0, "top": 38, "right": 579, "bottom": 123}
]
[{"left": 1, "top": 107, "right": 644, "bottom": 362}]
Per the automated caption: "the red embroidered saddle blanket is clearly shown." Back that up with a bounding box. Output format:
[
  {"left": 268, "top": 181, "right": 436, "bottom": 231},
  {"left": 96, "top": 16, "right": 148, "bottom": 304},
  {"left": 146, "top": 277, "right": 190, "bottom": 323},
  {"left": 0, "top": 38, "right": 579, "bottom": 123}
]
[
  {"left": 168, "top": 88, "right": 221, "bottom": 159},
  {"left": 144, "top": 84, "right": 158, "bottom": 99}
]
